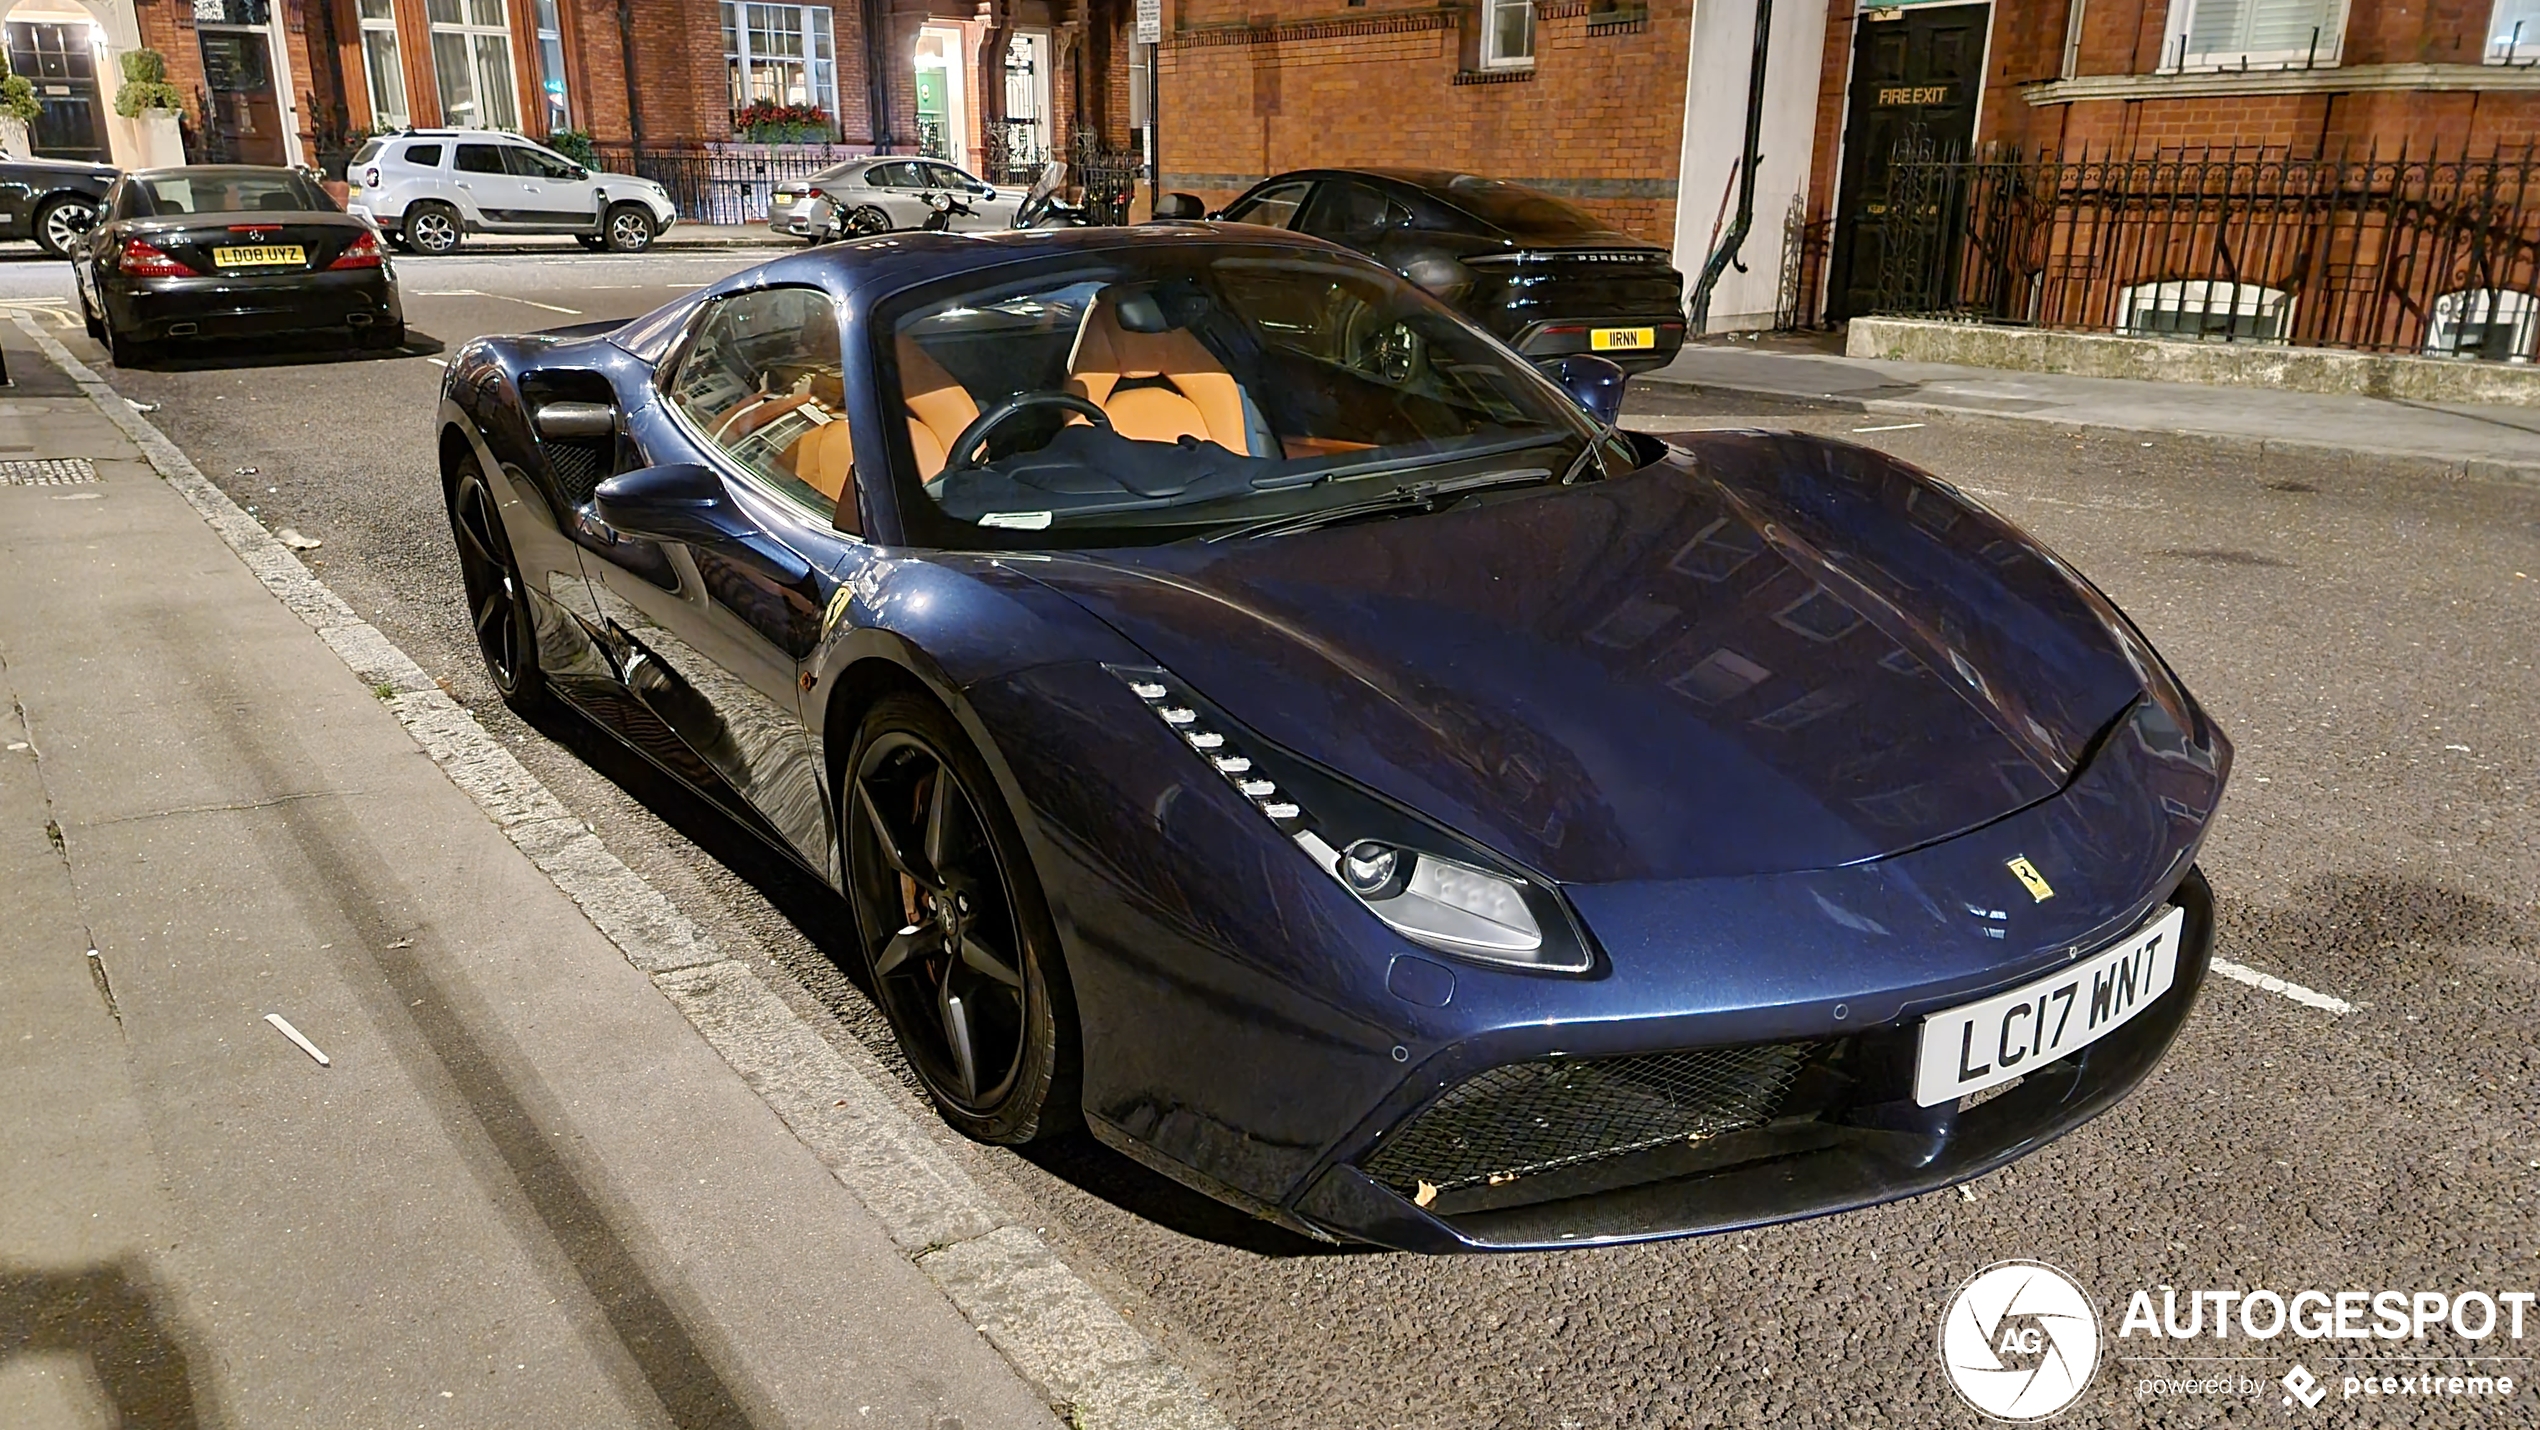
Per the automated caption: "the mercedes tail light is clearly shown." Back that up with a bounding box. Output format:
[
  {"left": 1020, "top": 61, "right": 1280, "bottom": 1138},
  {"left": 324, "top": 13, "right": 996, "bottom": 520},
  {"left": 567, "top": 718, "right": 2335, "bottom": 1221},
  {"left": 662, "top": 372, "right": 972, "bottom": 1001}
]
[
  {"left": 119, "top": 239, "right": 196, "bottom": 278},
  {"left": 328, "top": 231, "right": 384, "bottom": 270}
]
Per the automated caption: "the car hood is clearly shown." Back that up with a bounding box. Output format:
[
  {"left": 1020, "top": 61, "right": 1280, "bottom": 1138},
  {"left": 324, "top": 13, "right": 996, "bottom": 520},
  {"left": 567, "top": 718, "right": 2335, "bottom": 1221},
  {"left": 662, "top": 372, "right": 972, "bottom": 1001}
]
[{"left": 1017, "top": 433, "right": 2154, "bottom": 883}]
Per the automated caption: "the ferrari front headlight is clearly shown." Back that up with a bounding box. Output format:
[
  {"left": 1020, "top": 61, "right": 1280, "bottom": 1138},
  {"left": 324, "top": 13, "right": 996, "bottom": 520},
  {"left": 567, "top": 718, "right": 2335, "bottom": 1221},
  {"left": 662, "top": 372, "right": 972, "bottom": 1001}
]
[{"left": 1109, "top": 665, "right": 1591, "bottom": 972}]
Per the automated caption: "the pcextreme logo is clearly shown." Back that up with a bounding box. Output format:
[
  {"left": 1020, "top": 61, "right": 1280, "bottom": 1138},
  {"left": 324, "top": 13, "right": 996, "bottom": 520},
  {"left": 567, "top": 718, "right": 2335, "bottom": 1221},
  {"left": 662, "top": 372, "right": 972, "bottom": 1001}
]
[{"left": 1940, "top": 1260, "right": 2102, "bottom": 1420}]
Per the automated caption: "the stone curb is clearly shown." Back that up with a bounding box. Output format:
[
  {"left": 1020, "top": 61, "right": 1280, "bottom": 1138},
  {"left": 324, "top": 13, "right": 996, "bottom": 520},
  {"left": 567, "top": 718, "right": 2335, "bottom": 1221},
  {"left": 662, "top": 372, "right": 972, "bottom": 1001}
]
[{"left": 12, "top": 316, "right": 1233, "bottom": 1430}]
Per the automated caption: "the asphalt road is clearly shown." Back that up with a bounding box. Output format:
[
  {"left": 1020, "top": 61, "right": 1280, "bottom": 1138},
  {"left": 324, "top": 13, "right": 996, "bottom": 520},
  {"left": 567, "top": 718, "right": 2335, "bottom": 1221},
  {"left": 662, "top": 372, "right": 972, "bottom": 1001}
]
[{"left": 8, "top": 245, "right": 2536, "bottom": 1428}]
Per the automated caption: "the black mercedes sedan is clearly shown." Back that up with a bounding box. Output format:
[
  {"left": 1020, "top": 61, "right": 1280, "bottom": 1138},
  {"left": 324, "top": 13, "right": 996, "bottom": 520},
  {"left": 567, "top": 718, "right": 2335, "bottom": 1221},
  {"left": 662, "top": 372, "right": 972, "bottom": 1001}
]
[
  {"left": 72, "top": 165, "right": 404, "bottom": 366},
  {"left": 0, "top": 152, "right": 117, "bottom": 256},
  {"left": 1188, "top": 168, "right": 1687, "bottom": 373}
]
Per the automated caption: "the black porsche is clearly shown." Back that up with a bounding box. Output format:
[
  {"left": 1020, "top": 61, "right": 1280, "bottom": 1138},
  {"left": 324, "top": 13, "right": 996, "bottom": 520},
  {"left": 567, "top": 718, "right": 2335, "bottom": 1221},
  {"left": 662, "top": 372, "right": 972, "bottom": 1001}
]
[
  {"left": 72, "top": 165, "right": 405, "bottom": 366},
  {"left": 1187, "top": 168, "right": 1688, "bottom": 373}
]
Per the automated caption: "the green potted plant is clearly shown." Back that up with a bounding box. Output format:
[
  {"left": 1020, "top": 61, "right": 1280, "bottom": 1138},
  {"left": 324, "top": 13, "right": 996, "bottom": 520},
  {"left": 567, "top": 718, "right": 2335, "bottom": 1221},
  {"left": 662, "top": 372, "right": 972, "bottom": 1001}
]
[
  {"left": 547, "top": 128, "right": 598, "bottom": 169},
  {"left": 114, "top": 49, "right": 189, "bottom": 166},
  {"left": 0, "top": 54, "right": 39, "bottom": 159}
]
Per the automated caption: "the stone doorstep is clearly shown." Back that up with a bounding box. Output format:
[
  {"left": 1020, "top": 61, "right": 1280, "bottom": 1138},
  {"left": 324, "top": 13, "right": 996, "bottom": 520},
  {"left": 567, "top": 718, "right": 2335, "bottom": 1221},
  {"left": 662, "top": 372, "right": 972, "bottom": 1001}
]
[{"left": 1846, "top": 317, "right": 2540, "bottom": 408}]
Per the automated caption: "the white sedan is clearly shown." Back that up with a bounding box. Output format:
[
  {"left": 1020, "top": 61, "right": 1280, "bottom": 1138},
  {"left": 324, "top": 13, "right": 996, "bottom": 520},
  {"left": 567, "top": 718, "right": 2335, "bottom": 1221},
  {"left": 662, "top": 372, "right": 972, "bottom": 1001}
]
[{"left": 769, "top": 158, "right": 1021, "bottom": 239}]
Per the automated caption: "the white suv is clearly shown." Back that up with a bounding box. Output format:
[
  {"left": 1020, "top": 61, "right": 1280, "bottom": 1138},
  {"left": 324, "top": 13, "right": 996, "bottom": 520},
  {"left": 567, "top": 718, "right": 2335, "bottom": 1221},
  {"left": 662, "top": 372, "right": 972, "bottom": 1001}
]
[{"left": 346, "top": 130, "right": 678, "bottom": 254}]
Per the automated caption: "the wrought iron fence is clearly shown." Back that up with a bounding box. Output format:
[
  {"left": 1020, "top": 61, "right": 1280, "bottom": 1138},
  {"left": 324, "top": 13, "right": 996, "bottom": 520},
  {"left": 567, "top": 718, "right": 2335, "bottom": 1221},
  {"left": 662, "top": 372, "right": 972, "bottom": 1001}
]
[
  {"left": 1067, "top": 133, "right": 1141, "bottom": 226},
  {"left": 981, "top": 123, "right": 1049, "bottom": 187},
  {"left": 1874, "top": 141, "right": 2540, "bottom": 361},
  {"left": 587, "top": 143, "right": 861, "bottom": 224}
]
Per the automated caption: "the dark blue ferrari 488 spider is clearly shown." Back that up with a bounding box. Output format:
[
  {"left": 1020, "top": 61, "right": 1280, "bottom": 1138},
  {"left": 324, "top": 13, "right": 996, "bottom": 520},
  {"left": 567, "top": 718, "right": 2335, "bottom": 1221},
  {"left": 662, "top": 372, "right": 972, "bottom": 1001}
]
[{"left": 436, "top": 223, "right": 2229, "bottom": 1252}]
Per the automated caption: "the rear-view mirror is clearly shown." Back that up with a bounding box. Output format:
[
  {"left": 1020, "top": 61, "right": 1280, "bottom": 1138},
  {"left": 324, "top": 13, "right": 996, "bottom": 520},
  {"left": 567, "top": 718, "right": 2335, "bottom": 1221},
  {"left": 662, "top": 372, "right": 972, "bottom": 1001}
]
[
  {"left": 592, "top": 462, "right": 732, "bottom": 545},
  {"left": 1534, "top": 354, "right": 1629, "bottom": 429}
]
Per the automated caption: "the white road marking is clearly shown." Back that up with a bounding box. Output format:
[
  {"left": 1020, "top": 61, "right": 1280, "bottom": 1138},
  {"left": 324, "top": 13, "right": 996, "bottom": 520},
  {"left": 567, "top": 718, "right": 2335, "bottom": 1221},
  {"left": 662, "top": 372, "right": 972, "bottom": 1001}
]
[
  {"left": 426, "top": 357, "right": 449, "bottom": 367},
  {"left": 0, "top": 298, "right": 79, "bottom": 330},
  {"left": 2209, "top": 957, "right": 2354, "bottom": 1015},
  {"left": 414, "top": 288, "right": 582, "bottom": 314},
  {"left": 1852, "top": 422, "right": 1926, "bottom": 433},
  {"left": 264, "top": 1012, "right": 332, "bottom": 1065}
]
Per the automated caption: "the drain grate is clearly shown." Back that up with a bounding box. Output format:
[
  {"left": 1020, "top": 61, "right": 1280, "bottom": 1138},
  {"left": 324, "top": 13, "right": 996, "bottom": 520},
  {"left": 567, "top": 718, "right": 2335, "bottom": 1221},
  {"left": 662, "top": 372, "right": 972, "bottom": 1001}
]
[{"left": 0, "top": 458, "right": 98, "bottom": 486}]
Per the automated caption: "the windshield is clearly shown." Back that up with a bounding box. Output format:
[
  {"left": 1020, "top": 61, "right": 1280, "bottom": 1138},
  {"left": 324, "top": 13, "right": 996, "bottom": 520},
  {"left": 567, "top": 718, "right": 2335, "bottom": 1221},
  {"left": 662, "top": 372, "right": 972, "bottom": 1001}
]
[
  {"left": 1435, "top": 176, "right": 1612, "bottom": 240},
  {"left": 884, "top": 248, "right": 1615, "bottom": 549}
]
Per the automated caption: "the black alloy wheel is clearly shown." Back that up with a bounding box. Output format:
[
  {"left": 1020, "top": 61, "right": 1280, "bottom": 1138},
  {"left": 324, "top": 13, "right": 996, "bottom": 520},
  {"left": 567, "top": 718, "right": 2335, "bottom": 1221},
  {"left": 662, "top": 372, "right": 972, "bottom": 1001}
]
[
  {"left": 405, "top": 202, "right": 462, "bottom": 255},
  {"left": 845, "top": 204, "right": 890, "bottom": 237},
  {"left": 446, "top": 460, "right": 547, "bottom": 713},
  {"left": 35, "top": 196, "right": 96, "bottom": 258},
  {"left": 603, "top": 204, "right": 656, "bottom": 253},
  {"left": 845, "top": 694, "right": 1077, "bottom": 1144}
]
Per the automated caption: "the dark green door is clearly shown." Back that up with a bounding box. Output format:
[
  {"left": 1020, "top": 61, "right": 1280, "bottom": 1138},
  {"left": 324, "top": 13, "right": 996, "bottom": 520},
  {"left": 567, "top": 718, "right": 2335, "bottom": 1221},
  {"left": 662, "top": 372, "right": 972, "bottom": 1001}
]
[{"left": 1824, "top": 2, "right": 1988, "bottom": 321}]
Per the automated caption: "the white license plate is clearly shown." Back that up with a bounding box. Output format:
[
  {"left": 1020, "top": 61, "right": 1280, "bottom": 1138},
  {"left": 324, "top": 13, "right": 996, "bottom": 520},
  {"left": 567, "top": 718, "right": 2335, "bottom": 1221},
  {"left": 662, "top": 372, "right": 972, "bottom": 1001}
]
[{"left": 1913, "top": 904, "right": 2186, "bottom": 1107}]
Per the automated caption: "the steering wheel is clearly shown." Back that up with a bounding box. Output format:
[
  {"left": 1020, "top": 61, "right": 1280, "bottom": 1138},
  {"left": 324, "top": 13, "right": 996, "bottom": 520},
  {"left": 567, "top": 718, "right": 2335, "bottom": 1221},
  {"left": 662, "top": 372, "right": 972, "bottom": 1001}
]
[{"left": 940, "top": 391, "right": 1113, "bottom": 476}]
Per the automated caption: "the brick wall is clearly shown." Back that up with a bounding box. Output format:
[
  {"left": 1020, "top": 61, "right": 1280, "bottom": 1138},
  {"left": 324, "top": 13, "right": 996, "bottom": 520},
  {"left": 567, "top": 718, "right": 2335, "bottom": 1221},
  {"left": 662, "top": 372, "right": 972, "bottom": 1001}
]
[
  {"left": 1978, "top": 0, "right": 2540, "bottom": 157},
  {"left": 1157, "top": 1, "right": 1693, "bottom": 246}
]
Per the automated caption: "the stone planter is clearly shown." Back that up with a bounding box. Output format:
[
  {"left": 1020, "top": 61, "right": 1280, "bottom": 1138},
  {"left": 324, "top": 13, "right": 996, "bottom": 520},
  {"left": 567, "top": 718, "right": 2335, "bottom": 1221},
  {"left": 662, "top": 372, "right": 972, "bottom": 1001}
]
[
  {"left": 135, "top": 109, "right": 185, "bottom": 167},
  {"left": 0, "top": 114, "right": 28, "bottom": 159}
]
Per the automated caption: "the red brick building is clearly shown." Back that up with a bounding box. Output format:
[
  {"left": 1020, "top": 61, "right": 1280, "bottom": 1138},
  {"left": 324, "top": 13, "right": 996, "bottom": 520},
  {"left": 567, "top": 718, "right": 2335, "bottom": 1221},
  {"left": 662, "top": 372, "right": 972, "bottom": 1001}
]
[
  {"left": 9, "top": 0, "right": 1137, "bottom": 185},
  {"left": 1128, "top": 0, "right": 2539, "bottom": 337}
]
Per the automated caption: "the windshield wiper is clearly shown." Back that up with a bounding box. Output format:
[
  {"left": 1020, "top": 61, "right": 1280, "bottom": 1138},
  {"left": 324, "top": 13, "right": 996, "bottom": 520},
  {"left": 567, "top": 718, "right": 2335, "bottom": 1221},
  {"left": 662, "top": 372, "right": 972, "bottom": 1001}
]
[
  {"left": 1207, "top": 467, "right": 1552, "bottom": 543},
  {"left": 1560, "top": 422, "right": 1623, "bottom": 486}
]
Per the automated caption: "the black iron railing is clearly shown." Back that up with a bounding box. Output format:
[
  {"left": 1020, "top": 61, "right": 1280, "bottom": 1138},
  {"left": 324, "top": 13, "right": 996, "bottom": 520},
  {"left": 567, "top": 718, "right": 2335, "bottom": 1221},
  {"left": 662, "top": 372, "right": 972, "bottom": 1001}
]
[
  {"left": 1874, "top": 141, "right": 2540, "bottom": 361},
  {"left": 587, "top": 142, "right": 861, "bottom": 224}
]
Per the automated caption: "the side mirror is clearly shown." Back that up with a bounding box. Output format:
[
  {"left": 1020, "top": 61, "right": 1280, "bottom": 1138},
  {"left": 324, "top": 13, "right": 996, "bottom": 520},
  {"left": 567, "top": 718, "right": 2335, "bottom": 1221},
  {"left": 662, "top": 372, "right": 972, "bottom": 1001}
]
[
  {"left": 592, "top": 462, "right": 733, "bottom": 545},
  {"left": 1150, "top": 192, "right": 1206, "bottom": 221},
  {"left": 534, "top": 400, "right": 616, "bottom": 439},
  {"left": 1534, "top": 354, "right": 1628, "bottom": 429}
]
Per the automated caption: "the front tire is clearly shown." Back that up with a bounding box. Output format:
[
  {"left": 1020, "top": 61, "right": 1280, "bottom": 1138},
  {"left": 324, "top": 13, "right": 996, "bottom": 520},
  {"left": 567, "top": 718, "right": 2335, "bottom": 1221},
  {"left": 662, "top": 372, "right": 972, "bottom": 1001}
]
[
  {"left": 603, "top": 203, "right": 656, "bottom": 253},
  {"left": 446, "top": 457, "right": 548, "bottom": 714},
  {"left": 405, "top": 202, "right": 462, "bottom": 255},
  {"left": 844, "top": 693, "right": 1078, "bottom": 1144},
  {"left": 34, "top": 195, "right": 96, "bottom": 258}
]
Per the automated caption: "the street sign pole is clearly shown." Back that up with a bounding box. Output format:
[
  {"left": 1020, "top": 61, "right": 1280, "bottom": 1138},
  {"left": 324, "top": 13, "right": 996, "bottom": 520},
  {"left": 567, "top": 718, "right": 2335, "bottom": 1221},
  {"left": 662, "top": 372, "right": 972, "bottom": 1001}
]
[{"left": 1136, "top": 0, "right": 1161, "bottom": 210}]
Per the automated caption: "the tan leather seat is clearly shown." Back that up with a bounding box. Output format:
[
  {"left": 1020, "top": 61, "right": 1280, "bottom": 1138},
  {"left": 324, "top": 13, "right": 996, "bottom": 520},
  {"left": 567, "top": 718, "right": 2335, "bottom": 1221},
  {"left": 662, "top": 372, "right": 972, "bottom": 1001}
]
[
  {"left": 1065, "top": 289, "right": 1254, "bottom": 456},
  {"left": 900, "top": 339, "right": 980, "bottom": 479},
  {"left": 785, "top": 417, "right": 856, "bottom": 501}
]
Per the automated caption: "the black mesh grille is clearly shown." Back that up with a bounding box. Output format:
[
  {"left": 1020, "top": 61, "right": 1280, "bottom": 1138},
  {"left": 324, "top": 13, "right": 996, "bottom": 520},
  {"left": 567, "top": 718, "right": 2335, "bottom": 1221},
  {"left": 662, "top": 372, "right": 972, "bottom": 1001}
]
[
  {"left": 1363, "top": 1044, "right": 1816, "bottom": 1198},
  {"left": 545, "top": 440, "right": 607, "bottom": 505}
]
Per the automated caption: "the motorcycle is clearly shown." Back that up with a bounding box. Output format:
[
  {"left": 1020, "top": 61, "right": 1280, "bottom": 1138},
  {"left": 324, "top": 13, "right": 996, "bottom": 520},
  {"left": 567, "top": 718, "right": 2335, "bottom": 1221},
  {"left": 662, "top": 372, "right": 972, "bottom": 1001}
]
[
  {"left": 1011, "top": 161, "right": 1093, "bottom": 229},
  {"left": 920, "top": 188, "right": 976, "bottom": 232}
]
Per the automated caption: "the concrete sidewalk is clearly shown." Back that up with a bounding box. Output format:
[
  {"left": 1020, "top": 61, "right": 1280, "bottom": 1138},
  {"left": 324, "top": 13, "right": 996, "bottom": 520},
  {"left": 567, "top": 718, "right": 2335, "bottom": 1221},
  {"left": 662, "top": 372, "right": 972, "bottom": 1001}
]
[
  {"left": 1642, "top": 335, "right": 2540, "bottom": 481},
  {"left": 0, "top": 328, "right": 1062, "bottom": 1426}
]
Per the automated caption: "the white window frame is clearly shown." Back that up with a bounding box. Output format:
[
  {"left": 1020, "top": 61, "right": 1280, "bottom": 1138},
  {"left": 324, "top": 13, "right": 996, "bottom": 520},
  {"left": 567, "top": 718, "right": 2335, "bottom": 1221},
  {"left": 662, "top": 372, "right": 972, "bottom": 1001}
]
[
  {"left": 2489, "top": 0, "right": 2540, "bottom": 61},
  {"left": 426, "top": 0, "right": 521, "bottom": 130},
  {"left": 2120, "top": 280, "right": 2293, "bottom": 343},
  {"left": 2159, "top": 0, "right": 2348, "bottom": 71},
  {"left": 721, "top": 2, "right": 838, "bottom": 120},
  {"left": 1480, "top": 0, "right": 1535, "bottom": 69},
  {"left": 2426, "top": 289, "right": 2536, "bottom": 360},
  {"left": 532, "top": 0, "right": 569, "bottom": 132},
  {"left": 356, "top": 0, "right": 410, "bottom": 130}
]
